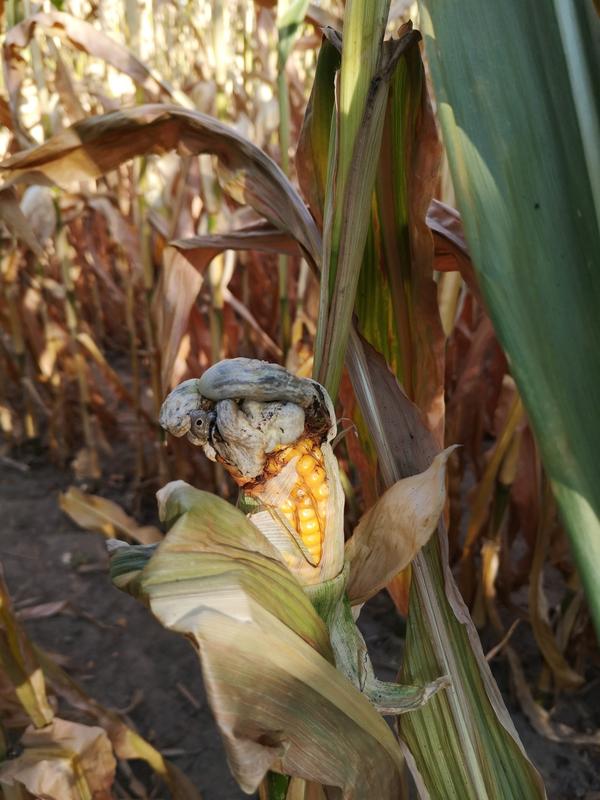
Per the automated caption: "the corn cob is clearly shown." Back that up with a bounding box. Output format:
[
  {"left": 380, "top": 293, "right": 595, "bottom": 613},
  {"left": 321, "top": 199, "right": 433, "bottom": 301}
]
[{"left": 246, "top": 439, "right": 329, "bottom": 563}]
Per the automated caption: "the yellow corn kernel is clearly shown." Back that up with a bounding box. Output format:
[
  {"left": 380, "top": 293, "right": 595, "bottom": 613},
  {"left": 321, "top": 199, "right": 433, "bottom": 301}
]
[
  {"left": 316, "top": 482, "right": 329, "bottom": 499},
  {"left": 259, "top": 440, "right": 329, "bottom": 564},
  {"left": 296, "top": 454, "right": 316, "bottom": 476},
  {"left": 306, "top": 466, "right": 326, "bottom": 490},
  {"left": 300, "top": 518, "right": 319, "bottom": 535},
  {"left": 303, "top": 537, "right": 321, "bottom": 551}
]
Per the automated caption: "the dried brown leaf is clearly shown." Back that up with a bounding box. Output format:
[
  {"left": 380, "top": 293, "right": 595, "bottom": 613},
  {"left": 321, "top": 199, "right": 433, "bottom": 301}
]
[
  {"left": 59, "top": 487, "right": 162, "bottom": 544},
  {"left": 0, "top": 104, "right": 321, "bottom": 266},
  {"left": 346, "top": 446, "right": 457, "bottom": 605},
  {"left": 0, "top": 717, "right": 116, "bottom": 800},
  {"left": 427, "top": 198, "right": 481, "bottom": 303}
]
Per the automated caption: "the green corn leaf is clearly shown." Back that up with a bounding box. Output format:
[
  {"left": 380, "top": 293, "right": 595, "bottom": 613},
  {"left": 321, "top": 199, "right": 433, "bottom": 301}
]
[
  {"left": 418, "top": 0, "right": 600, "bottom": 638},
  {"left": 110, "top": 481, "right": 406, "bottom": 798},
  {"left": 313, "top": 16, "right": 423, "bottom": 400}
]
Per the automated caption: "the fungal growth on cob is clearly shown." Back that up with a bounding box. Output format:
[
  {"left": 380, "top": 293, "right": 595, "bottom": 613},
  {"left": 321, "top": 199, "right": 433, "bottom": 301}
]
[{"left": 159, "top": 358, "right": 345, "bottom": 582}]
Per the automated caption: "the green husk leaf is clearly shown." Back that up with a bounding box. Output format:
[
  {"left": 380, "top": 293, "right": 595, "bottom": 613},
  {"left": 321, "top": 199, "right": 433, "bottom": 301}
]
[
  {"left": 418, "top": 0, "right": 600, "bottom": 639},
  {"left": 110, "top": 482, "right": 405, "bottom": 798}
]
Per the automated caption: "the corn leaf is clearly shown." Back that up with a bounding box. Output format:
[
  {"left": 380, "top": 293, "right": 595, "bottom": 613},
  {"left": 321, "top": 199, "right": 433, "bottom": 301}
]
[
  {"left": 0, "top": 569, "right": 54, "bottom": 729},
  {"left": 347, "top": 334, "right": 546, "bottom": 799},
  {"left": 59, "top": 486, "right": 162, "bottom": 544},
  {"left": 0, "top": 104, "right": 321, "bottom": 267},
  {"left": 110, "top": 481, "right": 405, "bottom": 798},
  {"left": 0, "top": 717, "right": 116, "bottom": 800},
  {"left": 345, "top": 446, "right": 455, "bottom": 605},
  {"left": 419, "top": 0, "right": 600, "bottom": 638}
]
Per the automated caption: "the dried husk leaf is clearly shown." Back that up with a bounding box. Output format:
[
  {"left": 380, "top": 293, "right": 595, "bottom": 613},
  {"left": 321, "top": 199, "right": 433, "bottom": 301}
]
[
  {"left": 111, "top": 482, "right": 405, "bottom": 797},
  {"left": 345, "top": 446, "right": 457, "bottom": 605},
  {"left": 0, "top": 717, "right": 116, "bottom": 800}
]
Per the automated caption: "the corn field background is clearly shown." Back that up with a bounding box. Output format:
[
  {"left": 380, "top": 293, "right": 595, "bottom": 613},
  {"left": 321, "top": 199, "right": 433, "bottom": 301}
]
[{"left": 0, "top": 0, "right": 599, "bottom": 798}]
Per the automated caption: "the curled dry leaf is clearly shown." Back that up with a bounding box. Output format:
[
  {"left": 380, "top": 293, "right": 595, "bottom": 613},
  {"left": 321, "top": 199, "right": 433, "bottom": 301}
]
[
  {"left": 60, "top": 487, "right": 162, "bottom": 544},
  {"left": 345, "top": 446, "right": 457, "bottom": 605},
  {"left": 158, "top": 223, "right": 297, "bottom": 389},
  {"left": 0, "top": 104, "right": 321, "bottom": 267},
  {"left": 0, "top": 717, "right": 116, "bottom": 800}
]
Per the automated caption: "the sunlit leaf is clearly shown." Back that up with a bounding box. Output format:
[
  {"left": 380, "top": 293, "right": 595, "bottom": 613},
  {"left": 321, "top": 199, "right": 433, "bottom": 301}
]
[
  {"left": 0, "top": 104, "right": 321, "bottom": 267},
  {"left": 59, "top": 486, "right": 162, "bottom": 544},
  {"left": 110, "top": 481, "right": 405, "bottom": 798},
  {"left": 419, "top": 0, "right": 600, "bottom": 638},
  {"left": 0, "top": 717, "right": 116, "bottom": 800}
]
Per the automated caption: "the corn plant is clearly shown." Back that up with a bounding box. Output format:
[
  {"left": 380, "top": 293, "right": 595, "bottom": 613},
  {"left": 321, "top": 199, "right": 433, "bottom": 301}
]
[{"left": 4, "top": 0, "right": 594, "bottom": 796}]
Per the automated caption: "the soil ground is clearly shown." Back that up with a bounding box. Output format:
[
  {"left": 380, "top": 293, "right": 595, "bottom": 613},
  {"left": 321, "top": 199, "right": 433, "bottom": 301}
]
[{"left": 1, "top": 445, "right": 599, "bottom": 799}]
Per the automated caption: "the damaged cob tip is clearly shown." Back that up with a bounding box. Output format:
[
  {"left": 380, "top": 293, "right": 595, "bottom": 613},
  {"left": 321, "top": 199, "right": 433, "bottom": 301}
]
[{"left": 159, "top": 358, "right": 344, "bottom": 582}]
